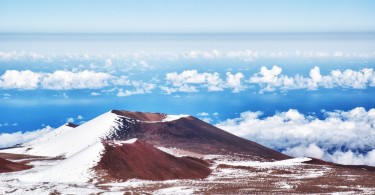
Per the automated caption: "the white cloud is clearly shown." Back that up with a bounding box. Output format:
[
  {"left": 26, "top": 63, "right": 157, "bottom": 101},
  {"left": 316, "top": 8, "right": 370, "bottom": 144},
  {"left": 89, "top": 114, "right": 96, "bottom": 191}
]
[
  {"left": 111, "top": 76, "right": 131, "bottom": 86},
  {"left": 42, "top": 70, "right": 112, "bottom": 90},
  {"left": 2, "top": 66, "right": 375, "bottom": 94},
  {"left": 216, "top": 107, "right": 375, "bottom": 166},
  {"left": 117, "top": 81, "right": 156, "bottom": 97},
  {"left": 160, "top": 85, "right": 197, "bottom": 94},
  {"left": 0, "top": 126, "right": 54, "bottom": 148},
  {"left": 225, "top": 72, "right": 245, "bottom": 93},
  {"left": 1, "top": 50, "right": 375, "bottom": 63},
  {"left": 163, "top": 70, "right": 223, "bottom": 93},
  {"left": 66, "top": 115, "right": 84, "bottom": 124},
  {"left": 0, "top": 51, "right": 47, "bottom": 61},
  {"left": 104, "top": 58, "right": 112, "bottom": 67},
  {"left": 200, "top": 117, "right": 212, "bottom": 123},
  {"left": 0, "top": 70, "right": 41, "bottom": 90},
  {"left": 0, "top": 70, "right": 150, "bottom": 92},
  {"left": 197, "top": 112, "right": 210, "bottom": 117},
  {"left": 197, "top": 112, "right": 215, "bottom": 123},
  {"left": 163, "top": 70, "right": 245, "bottom": 94},
  {"left": 1, "top": 93, "right": 11, "bottom": 100},
  {"left": 249, "top": 66, "right": 375, "bottom": 93},
  {"left": 0, "top": 70, "right": 113, "bottom": 90},
  {"left": 90, "top": 92, "right": 101, "bottom": 96}
]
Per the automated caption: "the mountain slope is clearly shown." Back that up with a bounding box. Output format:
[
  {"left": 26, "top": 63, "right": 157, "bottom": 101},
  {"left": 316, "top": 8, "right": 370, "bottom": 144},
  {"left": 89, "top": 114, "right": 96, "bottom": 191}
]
[
  {"left": 109, "top": 110, "right": 290, "bottom": 160},
  {"left": 0, "top": 109, "right": 290, "bottom": 183},
  {"left": 1, "top": 110, "right": 375, "bottom": 194},
  {"left": 0, "top": 157, "right": 32, "bottom": 173},
  {"left": 3, "top": 110, "right": 288, "bottom": 161},
  {"left": 4, "top": 111, "right": 119, "bottom": 158},
  {"left": 95, "top": 139, "right": 211, "bottom": 181}
]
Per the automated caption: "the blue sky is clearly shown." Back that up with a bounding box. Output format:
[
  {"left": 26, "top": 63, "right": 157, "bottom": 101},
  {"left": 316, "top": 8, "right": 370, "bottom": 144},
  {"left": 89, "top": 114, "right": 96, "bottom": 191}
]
[{"left": 1, "top": 0, "right": 375, "bottom": 33}]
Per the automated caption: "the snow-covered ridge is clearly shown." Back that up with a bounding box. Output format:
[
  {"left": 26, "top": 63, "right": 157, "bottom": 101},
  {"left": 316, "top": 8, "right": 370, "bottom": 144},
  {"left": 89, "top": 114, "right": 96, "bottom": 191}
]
[
  {"left": 24, "top": 124, "right": 74, "bottom": 146},
  {"left": 3, "top": 111, "right": 189, "bottom": 158},
  {"left": 3, "top": 111, "right": 121, "bottom": 158},
  {"left": 18, "top": 141, "right": 105, "bottom": 183}
]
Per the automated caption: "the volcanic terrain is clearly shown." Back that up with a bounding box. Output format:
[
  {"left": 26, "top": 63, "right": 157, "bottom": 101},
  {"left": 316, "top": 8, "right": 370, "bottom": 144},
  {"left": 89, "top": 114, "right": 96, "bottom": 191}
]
[{"left": 0, "top": 110, "right": 374, "bottom": 194}]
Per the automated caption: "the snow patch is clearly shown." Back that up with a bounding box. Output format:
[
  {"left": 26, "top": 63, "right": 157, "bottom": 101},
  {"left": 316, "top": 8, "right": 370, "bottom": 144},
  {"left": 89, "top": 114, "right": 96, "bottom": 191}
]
[
  {"left": 18, "top": 141, "right": 105, "bottom": 183},
  {"left": 279, "top": 182, "right": 294, "bottom": 189},
  {"left": 107, "top": 138, "right": 138, "bottom": 146},
  {"left": 162, "top": 114, "right": 189, "bottom": 122},
  {"left": 157, "top": 147, "right": 185, "bottom": 157},
  {"left": 123, "top": 138, "right": 137, "bottom": 144},
  {"left": 216, "top": 157, "right": 311, "bottom": 168},
  {"left": 154, "top": 186, "right": 196, "bottom": 195}
]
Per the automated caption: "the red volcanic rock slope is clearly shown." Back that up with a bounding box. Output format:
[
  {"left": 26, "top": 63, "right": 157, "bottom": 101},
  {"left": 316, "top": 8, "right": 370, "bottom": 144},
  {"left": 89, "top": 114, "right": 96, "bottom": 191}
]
[
  {"left": 110, "top": 110, "right": 290, "bottom": 160},
  {"left": 0, "top": 157, "right": 32, "bottom": 173},
  {"left": 95, "top": 139, "right": 211, "bottom": 181}
]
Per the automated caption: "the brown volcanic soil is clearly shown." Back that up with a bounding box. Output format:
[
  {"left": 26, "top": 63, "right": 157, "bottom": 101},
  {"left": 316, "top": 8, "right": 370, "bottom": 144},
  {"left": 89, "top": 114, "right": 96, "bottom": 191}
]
[
  {"left": 94, "top": 139, "right": 211, "bottom": 182},
  {"left": 110, "top": 111, "right": 289, "bottom": 160},
  {"left": 0, "top": 157, "right": 32, "bottom": 173},
  {"left": 0, "top": 152, "right": 41, "bottom": 160},
  {"left": 112, "top": 110, "right": 166, "bottom": 122}
]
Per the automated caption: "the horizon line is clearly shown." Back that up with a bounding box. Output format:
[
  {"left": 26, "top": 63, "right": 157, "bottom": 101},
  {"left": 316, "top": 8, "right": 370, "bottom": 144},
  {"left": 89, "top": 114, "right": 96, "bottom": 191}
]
[{"left": 1, "top": 31, "right": 375, "bottom": 35}]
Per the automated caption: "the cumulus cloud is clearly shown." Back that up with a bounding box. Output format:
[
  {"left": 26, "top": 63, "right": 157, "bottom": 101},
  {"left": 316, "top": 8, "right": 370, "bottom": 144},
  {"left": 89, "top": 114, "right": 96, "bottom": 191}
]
[
  {"left": 0, "top": 70, "right": 113, "bottom": 90},
  {"left": 2, "top": 66, "right": 375, "bottom": 94},
  {"left": 216, "top": 107, "right": 375, "bottom": 166},
  {"left": 117, "top": 81, "right": 156, "bottom": 97},
  {"left": 225, "top": 72, "right": 245, "bottom": 93},
  {"left": 0, "top": 70, "right": 147, "bottom": 91},
  {"left": 42, "top": 70, "right": 112, "bottom": 90},
  {"left": 196, "top": 112, "right": 220, "bottom": 124},
  {"left": 0, "top": 126, "right": 54, "bottom": 148},
  {"left": 0, "top": 70, "right": 41, "bottom": 90},
  {"left": 249, "top": 66, "right": 375, "bottom": 93},
  {"left": 162, "top": 70, "right": 245, "bottom": 94},
  {"left": 66, "top": 115, "right": 84, "bottom": 123},
  {"left": 66, "top": 118, "right": 74, "bottom": 123},
  {"left": 197, "top": 112, "right": 209, "bottom": 117}
]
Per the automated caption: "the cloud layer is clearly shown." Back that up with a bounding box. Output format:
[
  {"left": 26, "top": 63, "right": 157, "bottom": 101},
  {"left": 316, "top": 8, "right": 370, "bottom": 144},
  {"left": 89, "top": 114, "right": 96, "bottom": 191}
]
[
  {"left": 1, "top": 66, "right": 375, "bottom": 95},
  {"left": 0, "top": 126, "right": 53, "bottom": 148},
  {"left": 0, "top": 70, "right": 113, "bottom": 90},
  {"left": 249, "top": 66, "right": 375, "bottom": 93},
  {"left": 1, "top": 50, "right": 375, "bottom": 62},
  {"left": 216, "top": 107, "right": 375, "bottom": 166},
  {"left": 161, "top": 70, "right": 245, "bottom": 94}
]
